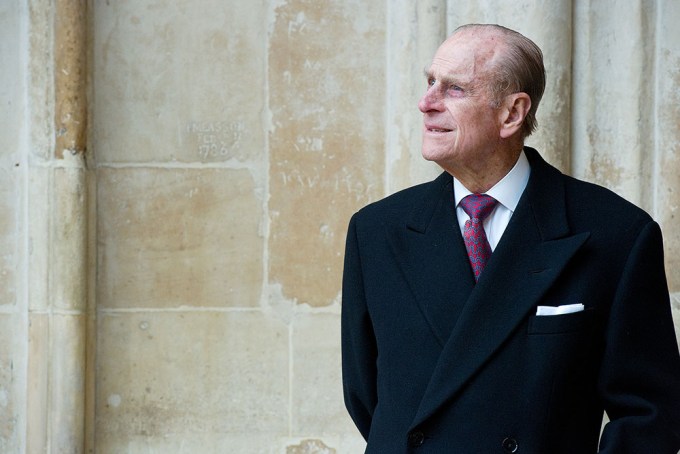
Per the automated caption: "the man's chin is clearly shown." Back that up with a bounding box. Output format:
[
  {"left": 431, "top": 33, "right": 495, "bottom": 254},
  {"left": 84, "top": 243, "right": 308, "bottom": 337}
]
[{"left": 421, "top": 148, "right": 444, "bottom": 163}]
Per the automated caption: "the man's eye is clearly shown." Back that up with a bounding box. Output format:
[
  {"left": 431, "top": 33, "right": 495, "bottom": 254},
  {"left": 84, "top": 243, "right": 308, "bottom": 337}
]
[
  {"left": 450, "top": 85, "right": 463, "bottom": 92},
  {"left": 427, "top": 78, "right": 435, "bottom": 87}
]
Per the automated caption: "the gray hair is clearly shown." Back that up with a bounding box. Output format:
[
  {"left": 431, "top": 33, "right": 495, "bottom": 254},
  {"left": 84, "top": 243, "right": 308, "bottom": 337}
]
[{"left": 455, "top": 24, "right": 546, "bottom": 138}]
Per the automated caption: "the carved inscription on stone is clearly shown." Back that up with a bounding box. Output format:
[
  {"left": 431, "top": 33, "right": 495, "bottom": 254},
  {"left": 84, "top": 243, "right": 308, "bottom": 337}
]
[{"left": 185, "top": 121, "right": 245, "bottom": 160}]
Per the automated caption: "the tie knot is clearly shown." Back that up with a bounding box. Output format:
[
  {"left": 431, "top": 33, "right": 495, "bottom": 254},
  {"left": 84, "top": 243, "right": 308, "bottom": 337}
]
[{"left": 460, "top": 194, "right": 498, "bottom": 221}]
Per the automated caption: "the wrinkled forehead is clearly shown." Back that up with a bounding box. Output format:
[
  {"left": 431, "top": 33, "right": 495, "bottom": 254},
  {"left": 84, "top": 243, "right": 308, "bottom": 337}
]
[{"left": 429, "top": 28, "right": 505, "bottom": 80}]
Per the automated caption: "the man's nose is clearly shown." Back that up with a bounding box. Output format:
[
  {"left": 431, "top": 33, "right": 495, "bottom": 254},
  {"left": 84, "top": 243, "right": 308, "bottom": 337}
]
[{"left": 418, "top": 86, "right": 442, "bottom": 113}]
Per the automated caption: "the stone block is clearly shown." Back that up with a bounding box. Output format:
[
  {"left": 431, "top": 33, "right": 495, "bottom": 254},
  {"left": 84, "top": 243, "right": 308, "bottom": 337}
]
[
  {"left": 0, "top": 61, "right": 21, "bottom": 306},
  {"left": 27, "top": 0, "right": 54, "bottom": 161},
  {"left": 26, "top": 313, "right": 48, "bottom": 454},
  {"left": 572, "top": 1, "right": 655, "bottom": 206},
  {"left": 0, "top": 1, "right": 23, "bottom": 158},
  {"left": 96, "top": 311, "right": 288, "bottom": 448},
  {"left": 97, "top": 167, "right": 263, "bottom": 309},
  {"left": 0, "top": 163, "right": 18, "bottom": 309},
  {"left": 52, "top": 165, "right": 88, "bottom": 311},
  {"left": 284, "top": 436, "right": 366, "bottom": 454},
  {"left": 291, "top": 313, "right": 357, "bottom": 436},
  {"left": 656, "top": 0, "right": 680, "bottom": 292},
  {"left": 93, "top": 0, "right": 266, "bottom": 164},
  {"left": 268, "top": 0, "right": 386, "bottom": 307},
  {"left": 97, "top": 434, "right": 278, "bottom": 454},
  {"left": 286, "top": 438, "right": 336, "bottom": 453},
  {"left": 26, "top": 313, "right": 94, "bottom": 453},
  {"left": 49, "top": 313, "right": 87, "bottom": 452},
  {"left": 28, "top": 167, "right": 49, "bottom": 312},
  {"left": 0, "top": 314, "right": 22, "bottom": 453}
]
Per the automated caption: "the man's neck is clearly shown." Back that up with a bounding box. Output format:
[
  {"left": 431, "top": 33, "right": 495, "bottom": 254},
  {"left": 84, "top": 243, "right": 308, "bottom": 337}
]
[{"left": 448, "top": 146, "right": 523, "bottom": 193}]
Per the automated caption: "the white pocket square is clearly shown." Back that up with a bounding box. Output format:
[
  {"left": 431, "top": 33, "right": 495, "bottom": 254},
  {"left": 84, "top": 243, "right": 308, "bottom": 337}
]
[{"left": 536, "top": 303, "right": 584, "bottom": 316}]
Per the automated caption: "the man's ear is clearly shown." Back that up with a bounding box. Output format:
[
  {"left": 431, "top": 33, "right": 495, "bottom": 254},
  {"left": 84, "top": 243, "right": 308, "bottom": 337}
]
[{"left": 499, "top": 93, "right": 531, "bottom": 139}]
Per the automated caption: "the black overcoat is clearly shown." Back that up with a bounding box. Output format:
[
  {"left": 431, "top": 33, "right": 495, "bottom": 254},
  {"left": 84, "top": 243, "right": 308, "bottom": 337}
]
[{"left": 341, "top": 147, "right": 680, "bottom": 453}]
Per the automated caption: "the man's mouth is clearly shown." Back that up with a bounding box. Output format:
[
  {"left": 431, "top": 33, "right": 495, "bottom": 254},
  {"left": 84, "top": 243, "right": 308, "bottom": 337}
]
[{"left": 425, "top": 126, "right": 452, "bottom": 133}]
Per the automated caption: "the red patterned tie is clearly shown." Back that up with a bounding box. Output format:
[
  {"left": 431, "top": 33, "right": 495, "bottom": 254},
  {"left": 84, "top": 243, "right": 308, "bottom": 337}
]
[{"left": 459, "top": 194, "right": 498, "bottom": 281}]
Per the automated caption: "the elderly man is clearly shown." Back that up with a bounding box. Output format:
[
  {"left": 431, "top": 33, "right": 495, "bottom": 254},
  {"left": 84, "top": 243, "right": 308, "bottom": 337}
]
[{"left": 341, "top": 24, "right": 680, "bottom": 453}]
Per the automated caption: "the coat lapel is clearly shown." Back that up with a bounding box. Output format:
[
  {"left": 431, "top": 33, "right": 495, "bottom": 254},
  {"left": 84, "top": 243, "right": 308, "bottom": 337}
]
[
  {"left": 409, "top": 147, "right": 592, "bottom": 429},
  {"left": 386, "top": 172, "right": 475, "bottom": 347}
]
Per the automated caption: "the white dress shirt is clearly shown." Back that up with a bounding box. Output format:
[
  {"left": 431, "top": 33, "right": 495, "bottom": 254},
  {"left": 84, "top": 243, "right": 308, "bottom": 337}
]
[{"left": 453, "top": 150, "right": 531, "bottom": 251}]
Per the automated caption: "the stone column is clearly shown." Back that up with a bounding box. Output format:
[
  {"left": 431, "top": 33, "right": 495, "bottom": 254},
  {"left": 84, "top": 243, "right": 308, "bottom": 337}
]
[
  {"left": 54, "top": 0, "right": 87, "bottom": 158},
  {"left": 0, "top": 2, "right": 27, "bottom": 452},
  {"left": 655, "top": 0, "right": 680, "bottom": 294},
  {"left": 25, "top": 0, "right": 91, "bottom": 452},
  {"left": 572, "top": 0, "right": 656, "bottom": 208}
]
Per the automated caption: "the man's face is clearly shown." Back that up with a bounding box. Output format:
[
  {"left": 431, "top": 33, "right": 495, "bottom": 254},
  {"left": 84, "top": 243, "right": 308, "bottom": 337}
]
[{"left": 418, "top": 30, "right": 505, "bottom": 173}]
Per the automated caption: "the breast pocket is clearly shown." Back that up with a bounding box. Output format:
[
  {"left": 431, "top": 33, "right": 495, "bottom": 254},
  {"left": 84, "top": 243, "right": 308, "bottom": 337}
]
[{"left": 527, "top": 308, "right": 597, "bottom": 335}]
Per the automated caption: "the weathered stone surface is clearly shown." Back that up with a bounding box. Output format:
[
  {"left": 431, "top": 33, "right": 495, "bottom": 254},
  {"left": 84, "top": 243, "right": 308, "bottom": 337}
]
[
  {"left": 25, "top": 313, "right": 88, "bottom": 453},
  {"left": 0, "top": 5, "right": 24, "bottom": 449},
  {"left": 285, "top": 436, "right": 367, "bottom": 454},
  {"left": 97, "top": 167, "right": 263, "bottom": 309},
  {"left": 52, "top": 164, "right": 88, "bottom": 311},
  {"left": 656, "top": 0, "right": 680, "bottom": 292},
  {"left": 28, "top": 0, "right": 55, "bottom": 161},
  {"left": 268, "top": 0, "right": 386, "bottom": 307},
  {"left": 0, "top": 0, "right": 23, "bottom": 158},
  {"left": 54, "top": 0, "right": 87, "bottom": 158},
  {"left": 291, "top": 313, "right": 357, "bottom": 436},
  {"left": 49, "top": 313, "right": 87, "bottom": 452},
  {"left": 0, "top": 0, "right": 22, "bottom": 311},
  {"left": 572, "top": 1, "right": 655, "bottom": 207},
  {"left": 27, "top": 168, "right": 50, "bottom": 312},
  {"left": 96, "top": 311, "right": 288, "bottom": 448},
  {"left": 93, "top": 0, "right": 266, "bottom": 164},
  {"left": 97, "top": 434, "right": 277, "bottom": 454},
  {"left": 0, "top": 165, "right": 18, "bottom": 310},
  {"left": 26, "top": 313, "right": 48, "bottom": 454},
  {"left": 0, "top": 314, "right": 21, "bottom": 453},
  {"left": 287, "top": 438, "right": 336, "bottom": 454}
]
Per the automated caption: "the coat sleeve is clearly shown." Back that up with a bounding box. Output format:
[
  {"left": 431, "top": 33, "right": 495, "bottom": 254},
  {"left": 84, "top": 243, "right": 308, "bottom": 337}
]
[
  {"left": 341, "top": 214, "right": 378, "bottom": 441},
  {"left": 598, "top": 221, "right": 680, "bottom": 453}
]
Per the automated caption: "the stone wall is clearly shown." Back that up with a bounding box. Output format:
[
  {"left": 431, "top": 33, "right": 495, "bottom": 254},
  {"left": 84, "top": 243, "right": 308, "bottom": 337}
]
[
  {"left": 0, "top": 4, "right": 25, "bottom": 450},
  {"left": 2, "top": 0, "right": 680, "bottom": 453}
]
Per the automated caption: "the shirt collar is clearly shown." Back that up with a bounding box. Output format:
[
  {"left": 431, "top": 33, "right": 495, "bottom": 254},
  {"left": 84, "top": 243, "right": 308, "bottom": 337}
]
[{"left": 453, "top": 150, "right": 531, "bottom": 213}]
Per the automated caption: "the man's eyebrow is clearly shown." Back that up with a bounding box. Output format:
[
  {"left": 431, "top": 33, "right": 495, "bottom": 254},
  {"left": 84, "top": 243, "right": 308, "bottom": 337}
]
[
  {"left": 423, "top": 68, "right": 441, "bottom": 81},
  {"left": 423, "top": 69, "right": 459, "bottom": 87}
]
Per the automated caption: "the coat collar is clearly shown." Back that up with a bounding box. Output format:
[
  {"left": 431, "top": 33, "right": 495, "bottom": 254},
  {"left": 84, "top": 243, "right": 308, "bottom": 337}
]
[
  {"left": 390, "top": 171, "right": 475, "bottom": 346},
  {"left": 393, "top": 147, "right": 591, "bottom": 429},
  {"left": 406, "top": 147, "right": 569, "bottom": 240}
]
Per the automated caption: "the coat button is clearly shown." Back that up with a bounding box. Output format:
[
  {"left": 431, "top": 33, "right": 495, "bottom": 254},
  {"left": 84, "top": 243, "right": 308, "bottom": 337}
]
[
  {"left": 502, "top": 437, "right": 519, "bottom": 453},
  {"left": 407, "top": 430, "right": 425, "bottom": 447}
]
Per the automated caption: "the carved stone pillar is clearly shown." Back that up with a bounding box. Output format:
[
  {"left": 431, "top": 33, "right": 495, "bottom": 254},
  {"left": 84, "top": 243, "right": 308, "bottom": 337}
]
[{"left": 25, "top": 0, "right": 92, "bottom": 452}]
